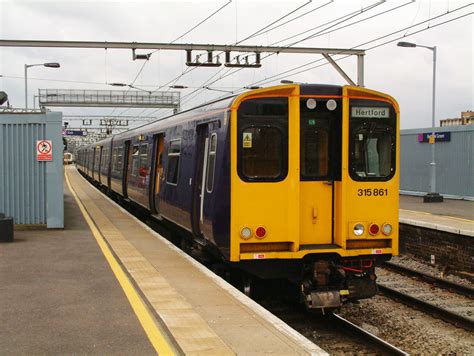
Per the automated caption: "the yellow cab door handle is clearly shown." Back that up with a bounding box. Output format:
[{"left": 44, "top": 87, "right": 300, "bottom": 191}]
[{"left": 312, "top": 207, "right": 317, "bottom": 224}]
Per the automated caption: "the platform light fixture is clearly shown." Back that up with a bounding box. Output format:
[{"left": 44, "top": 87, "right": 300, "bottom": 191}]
[
  {"left": 397, "top": 41, "right": 443, "bottom": 202},
  {"left": 24, "top": 62, "right": 60, "bottom": 109}
]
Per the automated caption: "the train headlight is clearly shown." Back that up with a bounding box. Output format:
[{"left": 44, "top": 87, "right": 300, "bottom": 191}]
[
  {"left": 326, "top": 99, "right": 337, "bottom": 111},
  {"left": 369, "top": 223, "right": 380, "bottom": 236},
  {"left": 240, "top": 227, "right": 252, "bottom": 240},
  {"left": 382, "top": 223, "right": 393, "bottom": 236},
  {"left": 353, "top": 224, "right": 364, "bottom": 236},
  {"left": 306, "top": 98, "right": 317, "bottom": 110}
]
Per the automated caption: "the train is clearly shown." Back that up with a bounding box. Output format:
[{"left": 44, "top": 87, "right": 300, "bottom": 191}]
[
  {"left": 63, "top": 152, "right": 74, "bottom": 165},
  {"left": 76, "top": 83, "right": 399, "bottom": 310}
]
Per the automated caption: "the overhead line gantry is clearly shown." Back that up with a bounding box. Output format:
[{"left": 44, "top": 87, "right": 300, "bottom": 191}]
[{"left": 0, "top": 39, "right": 366, "bottom": 86}]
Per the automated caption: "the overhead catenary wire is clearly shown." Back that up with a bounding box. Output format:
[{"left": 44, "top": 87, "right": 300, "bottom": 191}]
[
  {"left": 172, "top": 5, "right": 473, "bottom": 114},
  {"left": 179, "top": 0, "right": 470, "bottom": 110},
  {"left": 240, "top": 0, "right": 334, "bottom": 41},
  {"left": 110, "top": 0, "right": 232, "bottom": 117},
  {"left": 250, "top": 3, "right": 473, "bottom": 87},
  {"left": 205, "top": 0, "right": 414, "bottom": 89},
  {"left": 145, "top": 0, "right": 327, "bottom": 117},
  {"left": 176, "top": 0, "right": 386, "bottom": 109}
]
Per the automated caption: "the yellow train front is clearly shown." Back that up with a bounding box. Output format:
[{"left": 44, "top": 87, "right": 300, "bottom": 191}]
[{"left": 230, "top": 84, "right": 399, "bottom": 310}]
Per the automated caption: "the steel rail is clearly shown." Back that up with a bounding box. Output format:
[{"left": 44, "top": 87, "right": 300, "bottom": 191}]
[
  {"left": 383, "top": 261, "right": 474, "bottom": 298},
  {"left": 377, "top": 284, "right": 474, "bottom": 332},
  {"left": 330, "top": 313, "right": 408, "bottom": 356}
]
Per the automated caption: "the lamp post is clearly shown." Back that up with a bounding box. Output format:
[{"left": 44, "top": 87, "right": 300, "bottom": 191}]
[
  {"left": 397, "top": 41, "right": 443, "bottom": 202},
  {"left": 24, "top": 62, "right": 60, "bottom": 109}
]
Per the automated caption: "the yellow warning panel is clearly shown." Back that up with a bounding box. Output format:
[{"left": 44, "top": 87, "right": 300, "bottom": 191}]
[
  {"left": 429, "top": 134, "right": 435, "bottom": 144},
  {"left": 243, "top": 132, "right": 252, "bottom": 148}
]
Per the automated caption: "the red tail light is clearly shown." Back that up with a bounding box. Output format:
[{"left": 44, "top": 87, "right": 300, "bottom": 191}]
[
  {"left": 255, "top": 226, "right": 266, "bottom": 239},
  {"left": 369, "top": 224, "right": 379, "bottom": 236}
]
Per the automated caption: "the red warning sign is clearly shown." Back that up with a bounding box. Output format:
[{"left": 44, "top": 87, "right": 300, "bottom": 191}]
[{"left": 37, "top": 140, "right": 53, "bottom": 161}]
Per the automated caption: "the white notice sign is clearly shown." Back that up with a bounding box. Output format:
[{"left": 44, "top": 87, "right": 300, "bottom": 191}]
[
  {"left": 37, "top": 140, "right": 53, "bottom": 161},
  {"left": 351, "top": 107, "right": 389, "bottom": 118}
]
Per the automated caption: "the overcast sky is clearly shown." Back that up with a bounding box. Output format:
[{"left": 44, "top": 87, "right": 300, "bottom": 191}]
[{"left": 1, "top": 0, "right": 472, "bottom": 129}]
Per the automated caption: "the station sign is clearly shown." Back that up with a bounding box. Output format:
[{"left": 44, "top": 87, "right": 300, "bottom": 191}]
[
  {"left": 37, "top": 140, "right": 53, "bottom": 161},
  {"left": 418, "top": 132, "right": 451, "bottom": 143},
  {"left": 351, "top": 107, "right": 390, "bottom": 118},
  {"left": 63, "top": 129, "right": 87, "bottom": 136}
]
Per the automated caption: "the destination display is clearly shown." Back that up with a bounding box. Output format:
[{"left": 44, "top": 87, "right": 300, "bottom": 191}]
[{"left": 351, "top": 107, "right": 390, "bottom": 118}]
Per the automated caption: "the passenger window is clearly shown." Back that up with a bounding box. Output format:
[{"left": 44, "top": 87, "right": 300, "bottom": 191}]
[
  {"left": 95, "top": 148, "right": 101, "bottom": 169},
  {"left": 131, "top": 145, "right": 140, "bottom": 177},
  {"left": 112, "top": 148, "right": 118, "bottom": 173},
  {"left": 116, "top": 147, "right": 123, "bottom": 173},
  {"left": 237, "top": 97, "right": 288, "bottom": 182},
  {"left": 166, "top": 139, "right": 181, "bottom": 185},
  {"left": 206, "top": 134, "right": 217, "bottom": 192},
  {"left": 139, "top": 144, "right": 148, "bottom": 178}
]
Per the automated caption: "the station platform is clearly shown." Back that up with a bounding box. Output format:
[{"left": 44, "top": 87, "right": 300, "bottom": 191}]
[
  {"left": 399, "top": 195, "right": 474, "bottom": 237},
  {"left": 0, "top": 166, "right": 324, "bottom": 355}
]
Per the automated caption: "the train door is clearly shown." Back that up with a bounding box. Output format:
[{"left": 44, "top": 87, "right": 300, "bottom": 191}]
[
  {"left": 191, "top": 124, "right": 210, "bottom": 237},
  {"left": 299, "top": 98, "right": 342, "bottom": 246},
  {"left": 122, "top": 140, "right": 131, "bottom": 198},
  {"left": 151, "top": 133, "right": 165, "bottom": 214}
]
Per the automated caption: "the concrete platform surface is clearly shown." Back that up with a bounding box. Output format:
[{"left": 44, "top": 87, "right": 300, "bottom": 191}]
[
  {"left": 400, "top": 195, "right": 474, "bottom": 237},
  {"left": 0, "top": 185, "right": 155, "bottom": 354},
  {"left": 64, "top": 166, "right": 325, "bottom": 355}
]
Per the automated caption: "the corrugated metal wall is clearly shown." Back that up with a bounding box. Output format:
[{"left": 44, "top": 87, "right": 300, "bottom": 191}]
[
  {"left": 0, "top": 111, "right": 64, "bottom": 227},
  {"left": 400, "top": 125, "right": 474, "bottom": 199},
  {"left": 0, "top": 122, "right": 46, "bottom": 224}
]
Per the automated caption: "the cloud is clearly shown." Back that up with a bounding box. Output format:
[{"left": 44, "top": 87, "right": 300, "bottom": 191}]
[{"left": 0, "top": 0, "right": 472, "bottom": 129}]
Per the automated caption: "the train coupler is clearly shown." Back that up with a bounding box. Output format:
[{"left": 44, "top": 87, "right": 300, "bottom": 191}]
[{"left": 304, "top": 290, "right": 342, "bottom": 310}]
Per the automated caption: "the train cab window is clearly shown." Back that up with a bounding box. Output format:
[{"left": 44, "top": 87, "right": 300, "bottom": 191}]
[
  {"left": 131, "top": 145, "right": 140, "bottom": 177},
  {"left": 206, "top": 134, "right": 217, "bottom": 192},
  {"left": 349, "top": 103, "right": 396, "bottom": 181},
  {"left": 139, "top": 144, "right": 148, "bottom": 177},
  {"left": 241, "top": 127, "right": 283, "bottom": 179},
  {"left": 237, "top": 97, "right": 288, "bottom": 182},
  {"left": 166, "top": 139, "right": 181, "bottom": 185},
  {"left": 352, "top": 128, "right": 392, "bottom": 178}
]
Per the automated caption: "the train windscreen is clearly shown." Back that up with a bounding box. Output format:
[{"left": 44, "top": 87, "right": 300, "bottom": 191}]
[{"left": 349, "top": 102, "right": 396, "bottom": 181}]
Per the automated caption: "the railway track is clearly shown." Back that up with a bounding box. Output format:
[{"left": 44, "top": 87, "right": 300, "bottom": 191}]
[
  {"left": 258, "top": 296, "right": 408, "bottom": 355},
  {"left": 328, "top": 313, "right": 408, "bottom": 355},
  {"left": 377, "top": 262, "right": 474, "bottom": 332},
  {"left": 383, "top": 261, "right": 474, "bottom": 297}
]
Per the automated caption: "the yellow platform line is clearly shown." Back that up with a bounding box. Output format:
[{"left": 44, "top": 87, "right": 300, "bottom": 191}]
[
  {"left": 65, "top": 171, "right": 175, "bottom": 356},
  {"left": 400, "top": 209, "right": 474, "bottom": 223}
]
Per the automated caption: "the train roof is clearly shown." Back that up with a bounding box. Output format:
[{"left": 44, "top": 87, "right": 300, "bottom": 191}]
[{"left": 79, "top": 83, "right": 347, "bottom": 149}]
